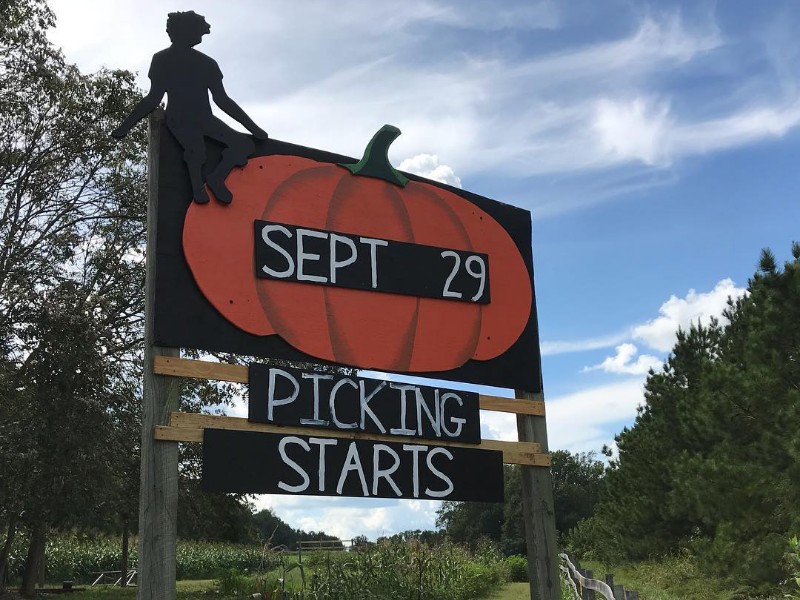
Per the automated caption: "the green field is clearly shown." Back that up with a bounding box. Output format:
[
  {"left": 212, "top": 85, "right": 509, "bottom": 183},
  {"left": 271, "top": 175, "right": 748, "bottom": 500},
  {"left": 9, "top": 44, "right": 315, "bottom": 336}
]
[{"left": 5, "top": 538, "right": 525, "bottom": 600}]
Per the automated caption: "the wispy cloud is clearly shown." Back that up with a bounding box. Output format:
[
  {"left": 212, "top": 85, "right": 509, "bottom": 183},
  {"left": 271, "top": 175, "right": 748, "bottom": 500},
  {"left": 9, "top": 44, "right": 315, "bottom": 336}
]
[
  {"left": 50, "top": 2, "right": 800, "bottom": 204},
  {"left": 632, "top": 278, "right": 746, "bottom": 352},
  {"left": 544, "top": 277, "right": 747, "bottom": 358},
  {"left": 583, "top": 343, "right": 662, "bottom": 375},
  {"left": 547, "top": 378, "right": 646, "bottom": 451},
  {"left": 480, "top": 379, "right": 648, "bottom": 453},
  {"left": 541, "top": 332, "right": 630, "bottom": 356}
]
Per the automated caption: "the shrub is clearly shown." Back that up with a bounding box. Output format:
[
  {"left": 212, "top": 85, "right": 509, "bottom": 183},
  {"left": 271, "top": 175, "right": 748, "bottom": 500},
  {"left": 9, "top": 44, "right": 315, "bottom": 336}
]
[
  {"left": 505, "top": 555, "right": 528, "bottom": 582},
  {"left": 786, "top": 536, "right": 800, "bottom": 600},
  {"left": 215, "top": 567, "right": 257, "bottom": 596},
  {"left": 307, "top": 540, "right": 507, "bottom": 600}
]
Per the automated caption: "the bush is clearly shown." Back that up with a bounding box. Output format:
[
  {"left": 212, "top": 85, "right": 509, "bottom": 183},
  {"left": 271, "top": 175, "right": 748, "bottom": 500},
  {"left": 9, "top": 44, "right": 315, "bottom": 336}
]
[
  {"left": 215, "top": 567, "right": 257, "bottom": 596},
  {"left": 308, "top": 540, "right": 507, "bottom": 600},
  {"left": 786, "top": 536, "right": 800, "bottom": 600},
  {"left": 505, "top": 555, "right": 528, "bottom": 582}
]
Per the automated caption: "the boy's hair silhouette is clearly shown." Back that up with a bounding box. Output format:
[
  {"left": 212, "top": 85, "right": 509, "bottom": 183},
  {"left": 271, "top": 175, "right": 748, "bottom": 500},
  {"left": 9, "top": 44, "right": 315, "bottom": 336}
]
[{"left": 111, "top": 11, "right": 267, "bottom": 204}]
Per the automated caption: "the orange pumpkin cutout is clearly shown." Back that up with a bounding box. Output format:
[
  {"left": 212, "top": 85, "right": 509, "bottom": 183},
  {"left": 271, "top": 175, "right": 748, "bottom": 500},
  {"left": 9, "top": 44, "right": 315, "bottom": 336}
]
[{"left": 182, "top": 126, "right": 532, "bottom": 373}]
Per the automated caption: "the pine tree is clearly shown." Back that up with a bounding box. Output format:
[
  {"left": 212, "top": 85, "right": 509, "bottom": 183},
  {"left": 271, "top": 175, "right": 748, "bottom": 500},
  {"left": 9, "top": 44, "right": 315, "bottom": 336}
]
[{"left": 575, "top": 244, "right": 800, "bottom": 592}]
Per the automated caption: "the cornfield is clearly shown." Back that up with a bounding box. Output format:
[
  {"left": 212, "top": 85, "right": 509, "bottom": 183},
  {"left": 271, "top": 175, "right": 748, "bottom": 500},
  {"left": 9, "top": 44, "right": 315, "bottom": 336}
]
[{"left": 5, "top": 533, "right": 269, "bottom": 583}]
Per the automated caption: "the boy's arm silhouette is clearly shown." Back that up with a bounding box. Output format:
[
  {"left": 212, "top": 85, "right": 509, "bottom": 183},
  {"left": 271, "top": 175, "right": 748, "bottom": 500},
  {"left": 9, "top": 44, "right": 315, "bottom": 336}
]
[
  {"left": 111, "top": 73, "right": 166, "bottom": 139},
  {"left": 210, "top": 80, "right": 268, "bottom": 140}
]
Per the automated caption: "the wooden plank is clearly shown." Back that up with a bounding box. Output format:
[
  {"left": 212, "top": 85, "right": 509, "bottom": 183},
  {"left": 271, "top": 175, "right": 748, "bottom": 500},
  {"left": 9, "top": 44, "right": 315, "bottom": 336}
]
[
  {"left": 155, "top": 426, "right": 200, "bottom": 443},
  {"left": 154, "top": 412, "right": 551, "bottom": 467},
  {"left": 154, "top": 356, "right": 248, "bottom": 383},
  {"left": 518, "top": 389, "right": 560, "bottom": 600},
  {"left": 138, "top": 110, "right": 180, "bottom": 600},
  {"left": 171, "top": 411, "right": 543, "bottom": 455},
  {"left": 153, "top": 356, "right": 545, "bottom": 416},
  {"left": 155, "top": 425, "right": 550, "bottom": 467},
  {"left": 479, "top": 395, "right": 544, "bottom": 416}
]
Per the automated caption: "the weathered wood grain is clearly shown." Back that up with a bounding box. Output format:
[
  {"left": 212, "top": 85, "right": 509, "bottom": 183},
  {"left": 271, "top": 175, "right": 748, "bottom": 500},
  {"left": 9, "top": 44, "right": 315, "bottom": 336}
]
[
  {"left": 518, "top": 389, "right": 560, "bottom": 600},
  {"left": 138, "top": 110, "right": 180, "bottom": 600}
]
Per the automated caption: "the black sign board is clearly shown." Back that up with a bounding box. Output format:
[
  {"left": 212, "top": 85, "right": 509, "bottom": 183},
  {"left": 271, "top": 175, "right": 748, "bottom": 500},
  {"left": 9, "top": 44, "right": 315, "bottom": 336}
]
[
  {"left": 249, "top": 363, "right": 481, "bottom": 444},
  {"left": 255, "top": 220, "right": 490, "bottom": 304},
  {"left": 202, "top": 428, "right": 503, "bottom": 502},
  {"left": 152, "top": 125, "right": 542, "bottom": 392}
]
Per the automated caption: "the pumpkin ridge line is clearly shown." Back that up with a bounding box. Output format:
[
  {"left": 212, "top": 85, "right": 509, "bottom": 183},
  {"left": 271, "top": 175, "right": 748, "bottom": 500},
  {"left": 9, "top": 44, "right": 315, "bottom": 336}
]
[{"left": 260, "top": 163, "right": 339, "bottom": 224}]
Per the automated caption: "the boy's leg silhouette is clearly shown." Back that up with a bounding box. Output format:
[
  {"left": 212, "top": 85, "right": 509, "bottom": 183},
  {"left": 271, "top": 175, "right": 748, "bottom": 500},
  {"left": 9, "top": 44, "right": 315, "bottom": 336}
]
[
  {"left": 167, "top": 115, "right": 210, "bottom": 204},
  {"left": 204, "top": 117, "right": 255, "bottom": 204},
  {"left": 166, "top": 115, "right": 254, "bottom": 204}
]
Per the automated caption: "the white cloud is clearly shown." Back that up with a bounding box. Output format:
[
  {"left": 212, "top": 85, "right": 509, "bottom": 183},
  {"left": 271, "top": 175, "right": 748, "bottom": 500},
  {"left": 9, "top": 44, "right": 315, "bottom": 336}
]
[
  {"left": 49, "top": 2, "right": 792, "bottom": 196},
  {"left": 540, "top": 332, "right": 629, "bottom": 356},
  {"left": 583, "top": 343, "right": 662, "bottom": 375},
  {"left": 252, "top": 496, "right": 441, "bottom": 540},
  {"left": 399, "top": 154, "right": 463, "bottom": 188},
  {"left": 543, "top": 278, "right": 747, "bottom": 358},
  {"left": 593, "top": 97, "right": 673, "bottom": 166},
  {"left": 421, "top": 0, "right": 560, "bottom": 31},
  {"left": 632, "top": 278, "right": 746, "bottom": 352},
  {"left": 480, "top": 410, "right": 517, "bottom": 442},
  {"left": 670, "top": 101, "right": 800, "bottom": 157},
  {"left": 547, "top": 379, "right": 646, "bottom": 452}
]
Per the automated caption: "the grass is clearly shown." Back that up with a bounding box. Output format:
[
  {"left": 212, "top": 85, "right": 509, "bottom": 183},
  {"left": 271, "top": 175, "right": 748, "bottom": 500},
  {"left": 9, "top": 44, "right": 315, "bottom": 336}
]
[
  {"left": 489, "top": 582, "right": 531, "bottom": 600},
  {"left": 33, "top": 580, "right": 215, "bottom": 599},
  {"left": 582, "top": 556, "right": 737, "bottom": 600}
]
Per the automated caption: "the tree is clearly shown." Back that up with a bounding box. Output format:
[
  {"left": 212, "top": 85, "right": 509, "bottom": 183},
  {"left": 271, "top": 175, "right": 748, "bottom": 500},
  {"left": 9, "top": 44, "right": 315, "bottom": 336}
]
[
  {"left": 0, "top": 0, "right": 149, "bottom": 593},
  {"left": 575, "top": 244, "right": 800, "bottom": 592},
  {"left": 437, "top": 457, "right": 605, "bottom": 555},
  {"left": 251, "top": 509, "right": 342, "bottom": 550},
  {"left": 14, "top": 283, "right": 120, "bottom": 596},
  {"left": 550, "top": 451, "right": 605, "bottom": 538}
]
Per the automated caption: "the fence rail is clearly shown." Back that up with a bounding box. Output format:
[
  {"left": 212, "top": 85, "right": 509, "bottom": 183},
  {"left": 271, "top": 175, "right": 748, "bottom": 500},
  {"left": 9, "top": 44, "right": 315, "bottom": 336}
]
[
  {"left": 559, "top": 554, "right": 639, "bottom": 600},
  {"left": 298, "top": 539, "right": 352, "bottom": 552}
]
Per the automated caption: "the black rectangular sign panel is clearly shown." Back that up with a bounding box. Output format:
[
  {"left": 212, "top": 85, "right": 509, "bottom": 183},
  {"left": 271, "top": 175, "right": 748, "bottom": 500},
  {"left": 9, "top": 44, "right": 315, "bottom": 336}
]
[
  {"left": 255, "top": 220, "right": 490, "bottom": 304},
  {"left": 248, "top": 363, "right": 481, "bottom": 444},
  {"left": 202, "top": 428, "right": 503, "bottom": 502}
]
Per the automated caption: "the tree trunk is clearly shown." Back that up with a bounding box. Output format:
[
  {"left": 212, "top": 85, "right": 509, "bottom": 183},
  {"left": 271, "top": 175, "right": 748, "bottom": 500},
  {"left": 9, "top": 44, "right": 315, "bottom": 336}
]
[
  {"left": 0, "top": 515, "right": 19, "bottom": 594},
  {"left": 120, "top": 521, "right": 129, "bottom": 587},
  {"left": 21, "top": 524, "right": 46, "bottom": 598}
]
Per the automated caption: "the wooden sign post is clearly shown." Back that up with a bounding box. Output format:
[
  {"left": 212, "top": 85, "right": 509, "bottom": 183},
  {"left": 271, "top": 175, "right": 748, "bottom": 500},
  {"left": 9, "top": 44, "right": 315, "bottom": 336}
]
[
  {"left": 517, "top": 388, "right": 560, "bottom": 600},
  {"left": 138, "top": 110, "right": 180, "bottom": 600}
]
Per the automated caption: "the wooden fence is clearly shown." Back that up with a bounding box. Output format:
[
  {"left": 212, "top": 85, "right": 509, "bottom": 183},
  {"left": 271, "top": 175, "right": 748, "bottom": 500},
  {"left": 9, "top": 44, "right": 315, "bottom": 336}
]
[
  {"left": 298, "top": 539, "right": 352, "bottom": 552},
  {"left": 559, "top": 554, "right": 639, "bottom": 600}
]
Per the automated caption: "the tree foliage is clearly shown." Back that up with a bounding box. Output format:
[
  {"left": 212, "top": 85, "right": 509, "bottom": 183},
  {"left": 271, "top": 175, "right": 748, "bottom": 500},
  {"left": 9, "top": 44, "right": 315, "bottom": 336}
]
[
  {"left": 0, "top": 0, "right": 149, "bottom": 592},
  {"left": 572, "top": 245, "right": 800, "bottom": 593},
  {"left": 437, "top": 455, "right": 605, "bottom": 555},
  {"left": 251, "top": 509, "right": 343, "bottom": 549}
]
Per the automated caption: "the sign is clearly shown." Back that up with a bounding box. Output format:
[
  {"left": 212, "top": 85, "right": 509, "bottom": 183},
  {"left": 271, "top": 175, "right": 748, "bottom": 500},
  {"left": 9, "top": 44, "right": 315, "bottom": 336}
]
[
  {"left": 201, "top": 428, "right": 504, "bottom": 502},
  {"left": 255, "top": 220, "right": 490, "bottom": 304},
  {"left": 153, "top": 125, "right": 542, "bottom": 392},
  {"left": 249, "top": 363, "right": 481, "bottom": 444}
]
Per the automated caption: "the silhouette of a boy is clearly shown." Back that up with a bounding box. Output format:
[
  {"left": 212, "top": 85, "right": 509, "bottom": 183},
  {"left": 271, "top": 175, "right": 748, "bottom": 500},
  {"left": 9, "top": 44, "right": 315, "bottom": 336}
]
[{"left": 112, "top": 11, "right": 267, "bottom": 204}]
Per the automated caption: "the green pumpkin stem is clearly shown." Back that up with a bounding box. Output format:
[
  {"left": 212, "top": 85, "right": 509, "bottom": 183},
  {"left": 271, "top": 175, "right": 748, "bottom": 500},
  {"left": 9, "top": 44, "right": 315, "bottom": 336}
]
[{"left": 340, "top": 124, "right": 409, "bottom": 187}]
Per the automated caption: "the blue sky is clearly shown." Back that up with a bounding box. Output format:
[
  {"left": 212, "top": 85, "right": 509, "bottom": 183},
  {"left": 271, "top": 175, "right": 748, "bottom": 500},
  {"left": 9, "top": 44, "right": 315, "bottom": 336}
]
[{"left": 49, "top": 0, "right": 800, "bottom": 540}]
